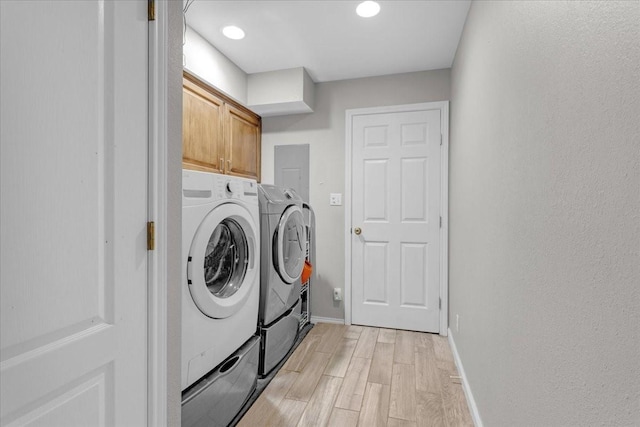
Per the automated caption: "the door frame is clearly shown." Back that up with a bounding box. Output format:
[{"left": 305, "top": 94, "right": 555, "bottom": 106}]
[
  {"left": 344, "top": 101, "right": 449, "bottom": 336},
  {"left": 148, "top": 1, "right": 177, "bottom": 425}
]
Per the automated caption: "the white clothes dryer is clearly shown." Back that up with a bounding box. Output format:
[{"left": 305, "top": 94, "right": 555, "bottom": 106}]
[
  {"left": 257, "top": 185, "right": 307, "bottom": 375},
  {"left": 181, "top": 170, "right": 260, "bottom": 391}
]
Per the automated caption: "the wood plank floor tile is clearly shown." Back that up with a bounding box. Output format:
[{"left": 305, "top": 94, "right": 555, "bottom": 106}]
[
  {"left": 283, "top": 333, "right": 322, "bottom": 372},
  {"left": 377, "top": 328, "right": 397, "bottom": 344},
  {"left": 308, "top": 322, "right": 331, "bottom": 336},
  {"left": 316, "top": 324, "right": 348, "bottom": 354},
  {"left": 388, "top": 417, "right": 418, "bottom": 427},
  {"left": 358, "top": 382, "right": 390, "bottom": 427},
  {"left": 414, "top": 335, "right": 441, "bottom": 393},
  {"left": 438, "top": 368, "right": 474, "bottom": 427},
  {"left": 241, "top": 323, "right": 473, "bottom": 427},
  {"left": 261, "top": 398, "right": 308, "bottom": 427},
  {"left": 237, "top": 370, "right": 299, "bottom": 426},
  {"left": 296, "top": 375, "right": 343, "bottom": 427},
  {"left": 394, "top": 330, "right": 416, "bottom": 365},
  {"left": 344, "top": 325, "right": 364, "bottom": 340},
  {"left": 432, "top": 335, "right": 457, "bottom": 371},
  {"left": 334, "top": 357, "right": 371, "bottom": 411},
  {"left": 286, "top": 351, "right": 332, "bottom": 401},
  {"left": 260, "top": 369, "right": 300, "bottom": 402},
  {"left": 353, "top": 327, "right": 379, "bottom": 359},
  {"left": 237, "top": 394, "right": 276, "bottom": 427},
  {"left": 389, "top": 363, "right": 417, "bottom": 421},
  {"left": 368, "top": 342, "right": 394, "bottom": 385},
  {"left": 324, "top": 338, "right": 358, "bottom": 377},
  {"left": 327, "top": 408, "right": 359, "bottom": 427},
  {"left": 415, "top": 391, "right": 446, "bottom": 427},
  {"left": 414, "top": 332, "right": 434, "bottom": 351}
]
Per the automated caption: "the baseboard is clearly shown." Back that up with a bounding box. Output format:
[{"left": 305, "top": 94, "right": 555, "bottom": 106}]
[
  {"left": 310, "top": 316, "right": 344, "bottom": 325},
  {"left": 448, "top": 329, "right": 483, "bottom": 427}
]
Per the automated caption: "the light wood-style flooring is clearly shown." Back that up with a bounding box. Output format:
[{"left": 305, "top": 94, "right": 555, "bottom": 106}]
[{"left": 239, "top": 323, "right": 473, "bottom": 427}]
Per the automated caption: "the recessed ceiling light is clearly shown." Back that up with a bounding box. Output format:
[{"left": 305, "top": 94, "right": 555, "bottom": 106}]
[
  {"left": 222, "top": 25, "right": 245, "bottom": 40},
  {"left": 356, "top": 1, "right": 380, "bottom": 18}
]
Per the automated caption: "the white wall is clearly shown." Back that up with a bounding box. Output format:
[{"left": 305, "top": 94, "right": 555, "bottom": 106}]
[
  {"left": 262, "top": 70, "right": 450, "bottom": 320},
  {"left": 449, "top": 1, "right": 640, "bottom": 425},
  {"left": 247, "top": 67, "right": 315, "bottom": 116},
  {"left": 183, "top": 26, "right": 247, "bottom": 104}
]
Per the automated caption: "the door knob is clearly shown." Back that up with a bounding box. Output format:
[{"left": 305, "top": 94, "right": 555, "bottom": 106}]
[{"left": 354, "top": 227, "right": 362, "bottom": 235}]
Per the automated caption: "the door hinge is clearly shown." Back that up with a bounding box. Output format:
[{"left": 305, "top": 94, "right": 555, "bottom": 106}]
[
  {"left": 440, "top": 134, "right": 443, "bottom": 145},
  {"left": 148, "top": 0, "right": 155, "bottom": 21},
  {"left": 439, "top": 297, "right": 442, "bottom": 310},
  {"left": 147, "top": 221, "right": 155, "bottom": 250},
  {"left": 439, "top": 216, "right": 442, "bottom": 228}
]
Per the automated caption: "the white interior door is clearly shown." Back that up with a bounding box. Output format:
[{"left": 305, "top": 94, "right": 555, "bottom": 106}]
[
  {"left": 350, "top": 106, "right": 442, "bottom": 333},
  {"left": 1, "top": 1, "right": 148, "bottom": 426}
]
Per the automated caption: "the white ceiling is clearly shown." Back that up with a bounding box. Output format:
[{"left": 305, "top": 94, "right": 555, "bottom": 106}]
[{"left": 185, "top": 1, "right": 471, "bottom": 83}]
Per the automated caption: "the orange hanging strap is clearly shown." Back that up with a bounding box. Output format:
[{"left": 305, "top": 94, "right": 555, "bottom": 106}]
[{"left": 301, "top": 260, "right": 313, "bottom": 284}]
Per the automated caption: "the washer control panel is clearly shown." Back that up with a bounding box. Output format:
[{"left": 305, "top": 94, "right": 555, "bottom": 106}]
[
  {"left": 212, "top": 176, "right": 258, "bottom": 204},
  {"left": 225, "top": 180, "right": 243, "bottom": 195}
]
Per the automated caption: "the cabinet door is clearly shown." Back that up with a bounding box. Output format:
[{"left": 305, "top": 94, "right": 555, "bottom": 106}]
[
  {"left": 225, "top": 104, "right": 261, "bottom": 181},
  {"left": 182, "top": 79, "right": 224, "bottom": 173}
]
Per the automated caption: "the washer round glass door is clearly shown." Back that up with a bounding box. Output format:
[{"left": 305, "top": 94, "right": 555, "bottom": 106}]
[
  {"left": 274, "top": 205, "right": 306, "bottom": 284},
  {"left": 188, "top": 202, "right": 258, "bottom": 319}
]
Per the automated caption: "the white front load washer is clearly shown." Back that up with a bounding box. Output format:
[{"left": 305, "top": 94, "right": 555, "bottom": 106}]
[
  {"left": 181, "top": 170, "right": 260, "bottom": 391},
  {"left": 257, "top": 185, "right": 307, "bottom": 375}
]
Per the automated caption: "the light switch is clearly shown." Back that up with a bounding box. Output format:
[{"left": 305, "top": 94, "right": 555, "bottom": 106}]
[{"left": 329, "top": 193, "right": 342, "bottom": 206}]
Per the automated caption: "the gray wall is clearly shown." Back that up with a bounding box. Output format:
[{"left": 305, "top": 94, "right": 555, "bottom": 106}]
[
  {"left": 449, "top": 1, "right": 640, "bottom": 425},
  {"left": 262, "top": 70, "right": 450, "bottom": 320}
]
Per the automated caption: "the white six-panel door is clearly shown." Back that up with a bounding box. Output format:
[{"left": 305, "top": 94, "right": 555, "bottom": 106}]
[
  {"left": 0, "top": 1, "right": 148, "bottom": 425},
  {"left": 350, "top": 106, "right": 442, "bottom": 333}
]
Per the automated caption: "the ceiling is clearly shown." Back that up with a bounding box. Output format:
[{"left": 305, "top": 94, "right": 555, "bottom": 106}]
[{"left": 185, "top": 1, "right": 471, "bottom": 83}]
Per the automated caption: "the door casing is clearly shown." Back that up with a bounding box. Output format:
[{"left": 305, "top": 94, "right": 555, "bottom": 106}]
[
  {"left": 344, "top": 101, "right": 449, "bottom": 336},
  {"left": 148, "top": 1, "right": 180, "bottom": 424}
]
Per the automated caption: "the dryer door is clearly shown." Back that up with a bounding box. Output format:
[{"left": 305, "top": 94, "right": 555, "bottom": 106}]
[
  {"left": 188, "top": 203, "right": 258, "bottom": 319},
  {"left": 274, "top": 205, "right": 307, "bottom": 284}
]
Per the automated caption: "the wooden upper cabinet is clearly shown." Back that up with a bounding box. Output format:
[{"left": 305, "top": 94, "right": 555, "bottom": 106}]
[
  {"left": 182, "top": 71, "right": 261, "bottom": 181},
  {"left": 182, "top": 79, "right": 224, "bottom": 174},
  {"left": 225, "top": 103, "right": 261, "bottom": 181}
]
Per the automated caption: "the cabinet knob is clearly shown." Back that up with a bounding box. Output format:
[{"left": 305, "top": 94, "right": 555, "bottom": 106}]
[{"left": 219, "top": 158, "right": 224, "bottom": 171}]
